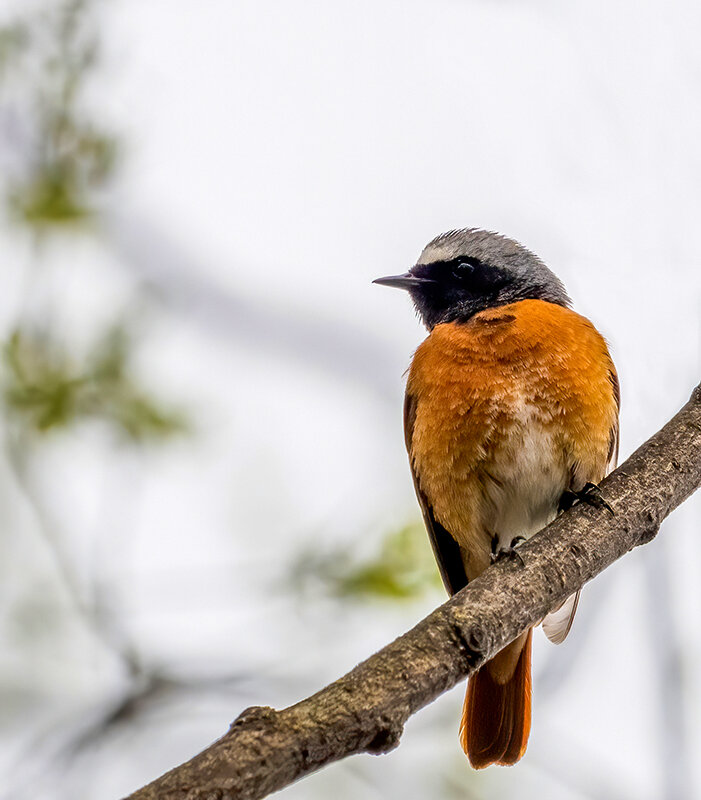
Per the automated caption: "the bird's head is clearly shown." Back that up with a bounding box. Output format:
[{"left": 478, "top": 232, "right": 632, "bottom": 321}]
[{"left": 374, "top": 228, "right": 570, "bottom": 330}]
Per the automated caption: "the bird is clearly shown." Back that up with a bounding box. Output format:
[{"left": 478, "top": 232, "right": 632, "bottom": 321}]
[{"left": 373, "top": 228, "right": 619, "bottom": 769}]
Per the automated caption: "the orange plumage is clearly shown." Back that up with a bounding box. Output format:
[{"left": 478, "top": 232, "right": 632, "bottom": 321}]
[{"left": 405, "top": 300, "right": 618, "bottom": 767}]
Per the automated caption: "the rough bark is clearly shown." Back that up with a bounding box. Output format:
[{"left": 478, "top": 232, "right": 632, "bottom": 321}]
[{"left": 125, "top": 383, "right": 701, "bottom": 800}]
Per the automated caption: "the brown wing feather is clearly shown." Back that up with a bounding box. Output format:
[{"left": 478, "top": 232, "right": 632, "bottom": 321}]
[
  {"left": 404, "top": 391, "right": 468, "bottom": 596},
  {"left": 607, "top": 367, "right": 620, "bottom": 470}
]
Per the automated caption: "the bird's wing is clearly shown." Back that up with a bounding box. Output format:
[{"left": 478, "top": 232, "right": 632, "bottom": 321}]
[
  {"left": 404, "top": 391, "right": 469, "bottom": 596},
  {"left": 543, "top": 365, "right": 620, "bottom": 645},
  {"left": 606, "top": 366, "right": 620, "bottom": 473}
]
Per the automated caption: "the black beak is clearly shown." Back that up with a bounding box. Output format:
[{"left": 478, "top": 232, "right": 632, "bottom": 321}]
[{"left": 372, "top": 272, "right": 430, "bottom": 290}]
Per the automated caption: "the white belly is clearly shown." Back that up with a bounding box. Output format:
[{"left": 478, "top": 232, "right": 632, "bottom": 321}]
[{"left": 484, "top": 412, "right": 569, "bottom": 549}]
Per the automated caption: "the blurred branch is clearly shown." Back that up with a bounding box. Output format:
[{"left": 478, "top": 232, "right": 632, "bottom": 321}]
[
  {"left": 0, "top": 321, "right": 190, "bottom": 712},
  {"left": 641, "top": 539, "right": 692, "bottom": 800},
  {"left": 2, "top": 427, "right": 142, "bottom": 676},
  {"left": 105, "top": 214, "right": 401, "bottom": 403},
  {"left": 126, "top": 383, "right": 701, "bottom": 800},
  {"left": 4, "top": 429, "right": 84, "bottom": 618},
  {"left": 0, "top": 4, "right": 191, "bottom": 755}
]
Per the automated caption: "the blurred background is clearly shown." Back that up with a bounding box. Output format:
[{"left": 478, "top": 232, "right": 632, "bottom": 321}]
[{"left": 0, "top": 1, "right": 699, "bottom": 798}]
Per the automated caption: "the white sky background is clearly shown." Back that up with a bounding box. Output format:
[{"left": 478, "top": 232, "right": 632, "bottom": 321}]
[{"left": 2, "top": 1, "right": 701, "bottom": 798}]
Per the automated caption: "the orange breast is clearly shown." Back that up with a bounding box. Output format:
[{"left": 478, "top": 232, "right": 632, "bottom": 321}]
[{"left": 407, "top": 299, "right": 618, "bottom": 578}]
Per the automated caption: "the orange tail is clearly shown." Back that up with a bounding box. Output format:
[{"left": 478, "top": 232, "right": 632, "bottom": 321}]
[{"left": 459, "top": 628, "right": 533, "bottom": 769}]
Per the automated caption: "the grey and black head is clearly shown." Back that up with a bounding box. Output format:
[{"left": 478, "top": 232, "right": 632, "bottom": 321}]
[{"left": 374, "top": 228, "right": 570, "bottom": 330}]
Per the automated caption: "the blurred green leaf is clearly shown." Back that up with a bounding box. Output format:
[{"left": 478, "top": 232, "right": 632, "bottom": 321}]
[
  {"left": 0, "top": 22, "right": 29, "bottom": 75},
  {"left": 3, "top": 325, "right": 189, "bottom": 441},
  {"left": 1, "top": 0, "right": 118, "bottom": 228},
  {"left": 10, "top": 171, "right": 92, "bottom": 225},
  {"left": 4, "top": 329, "right": 83, "bottom": 431},
  {"left": 290, "top": 521, "right": 442, "bottom": 603},
  {"left": 109, "top": 393, "right": 189, "bottom": 443}
]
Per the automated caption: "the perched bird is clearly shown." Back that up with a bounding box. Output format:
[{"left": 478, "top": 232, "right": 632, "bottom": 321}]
[{"left": 374, "top": 229, "right": 619, "bottom": 768}]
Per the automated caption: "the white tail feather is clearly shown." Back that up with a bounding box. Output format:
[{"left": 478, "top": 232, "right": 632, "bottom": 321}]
[{"left": 542, "top": 590, "right": 580, "bottom": 644}]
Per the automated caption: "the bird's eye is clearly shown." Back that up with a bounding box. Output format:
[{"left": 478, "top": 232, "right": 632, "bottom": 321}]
[{"left": 452, "top": 261, "right": 476, "bottom": 280}]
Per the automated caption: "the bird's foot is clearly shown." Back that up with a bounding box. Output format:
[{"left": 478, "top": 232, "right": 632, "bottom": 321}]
[
  {"left": 490, "top": 535, "right": 526, "bottom": 567},
  {"left": 559, "top": 482, "right": 614, "bottom": 515}
]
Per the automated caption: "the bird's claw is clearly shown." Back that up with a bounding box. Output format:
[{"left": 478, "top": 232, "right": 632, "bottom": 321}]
[
  {"left": 490, "top": 535, "right": 526, "bottom": 567},
  {"left": 559, "top": 482, "right": 614, "bottom": 516}
]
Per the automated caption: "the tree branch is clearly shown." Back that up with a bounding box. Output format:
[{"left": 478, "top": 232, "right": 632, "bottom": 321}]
[{"left": 125, "top": 383, "right": 701, "bottom": 800}]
